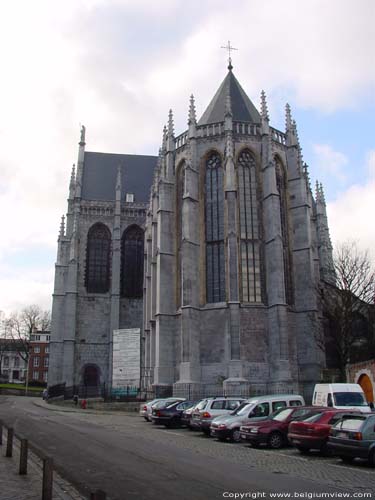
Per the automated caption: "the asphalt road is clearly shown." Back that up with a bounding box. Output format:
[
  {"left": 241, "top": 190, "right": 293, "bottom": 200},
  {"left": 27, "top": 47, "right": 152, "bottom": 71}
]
[{"left": 0, "top": 396, "right": 374, "bottom": 500}]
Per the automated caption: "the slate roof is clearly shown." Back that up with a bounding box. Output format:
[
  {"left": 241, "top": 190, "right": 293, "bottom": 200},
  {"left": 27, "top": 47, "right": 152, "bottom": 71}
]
[
  {"left": 81, "top": 152, "right": 157, "bottom": 203},
  {"left": 198, "top": 70, "right": 261, "bottom": 126}
]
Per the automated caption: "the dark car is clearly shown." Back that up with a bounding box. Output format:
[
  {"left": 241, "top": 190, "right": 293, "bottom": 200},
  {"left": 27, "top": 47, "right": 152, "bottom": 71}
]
[
  {"left": 327, "top": 413, "right": 375, "bottom": 465},
  {"left": 288, "top": 409, "right": 359, "bottom": 455},
  {"left": 240, "top": 406, "right": 324, "bottom": 449},
  {"left": 151, "top": 400, "right": 195, "bottom": 427}
]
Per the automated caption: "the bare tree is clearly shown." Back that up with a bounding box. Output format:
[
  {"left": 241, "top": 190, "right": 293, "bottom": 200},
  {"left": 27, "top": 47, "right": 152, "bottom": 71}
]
[
  {"left": 321, "top": 241, "right": 375, "bottom": 381},
  {"left": 4, "top": 305, "right": 51, "bottom": 370}
]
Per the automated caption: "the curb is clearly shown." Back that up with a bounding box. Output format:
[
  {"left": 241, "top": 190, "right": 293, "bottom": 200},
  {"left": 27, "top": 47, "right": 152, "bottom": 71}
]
[{"left": 32, "top": 399, "right": 139, "bottom": 416}]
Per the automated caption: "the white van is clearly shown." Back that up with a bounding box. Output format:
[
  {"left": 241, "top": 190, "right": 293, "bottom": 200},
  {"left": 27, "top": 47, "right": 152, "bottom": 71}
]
[{"left": 312, "top": 383, "right": 371, "bottom": 413}]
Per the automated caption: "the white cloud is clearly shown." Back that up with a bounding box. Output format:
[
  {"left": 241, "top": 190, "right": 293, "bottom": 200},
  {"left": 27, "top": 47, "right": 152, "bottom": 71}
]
[
  {"left": 312, "top": 144, "right": 349, "bottom": 183},
  {"left": 327, "top": 151, "right": 375, "bottom": 262}
]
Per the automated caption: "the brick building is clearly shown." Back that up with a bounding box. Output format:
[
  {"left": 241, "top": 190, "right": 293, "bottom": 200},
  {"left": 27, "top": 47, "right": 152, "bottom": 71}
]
[{"left": 28, "top": 331, "right": 50, "bottom": 385}]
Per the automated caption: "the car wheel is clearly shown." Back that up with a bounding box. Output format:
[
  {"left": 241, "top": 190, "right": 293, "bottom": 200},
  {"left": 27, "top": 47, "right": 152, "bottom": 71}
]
[
  {"left": 230, "top": 428, "right": 241, "bottom": 443},
  {"left": 268, "top": 432, "right": 284, "bottom": 449},
  {"left": 202, "top": 428, "right": 211, "bottom": 436},
  {"left": 340, "top": 456, "right": 354, "bottom": 464},
  {"left": 296, "top": 446, "right": 310, "bottom": 455},
  {"left": 143, "top": 417, "right": 149, "bottom": 421}
]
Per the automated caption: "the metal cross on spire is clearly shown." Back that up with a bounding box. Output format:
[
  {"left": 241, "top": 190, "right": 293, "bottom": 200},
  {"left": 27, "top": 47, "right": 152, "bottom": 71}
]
[{"left": 221, "top": 40, "right": 238, "bottom": 70}]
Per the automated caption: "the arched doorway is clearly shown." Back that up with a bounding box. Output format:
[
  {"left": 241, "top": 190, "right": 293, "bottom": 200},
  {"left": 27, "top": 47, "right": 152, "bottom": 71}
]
[
  {"left": 83, "top": 364, "right": 99, "bottom": 387},
  {"left": 358, "top": 373, "right": 374, "bottom": 403}
]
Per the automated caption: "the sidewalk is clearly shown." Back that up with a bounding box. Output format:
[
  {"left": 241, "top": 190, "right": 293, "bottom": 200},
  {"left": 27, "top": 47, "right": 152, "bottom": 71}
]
[{"left": 0, "top": 425, "right": 85, "bottom": 500}]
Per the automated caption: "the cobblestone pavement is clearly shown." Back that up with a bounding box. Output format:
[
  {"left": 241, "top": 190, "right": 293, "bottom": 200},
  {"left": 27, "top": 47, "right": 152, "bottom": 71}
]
[
  {"left": 68, "top": 410, "right": 375, "bottom": 496},
  {"left": 0, "top": 425, "right": 85, "bottom": 500}
]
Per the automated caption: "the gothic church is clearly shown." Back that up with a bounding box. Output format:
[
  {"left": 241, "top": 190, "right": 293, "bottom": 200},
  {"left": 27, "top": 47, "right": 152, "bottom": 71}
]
[{"left": 49, "top": 63, "right": 334, "bottom": 400}]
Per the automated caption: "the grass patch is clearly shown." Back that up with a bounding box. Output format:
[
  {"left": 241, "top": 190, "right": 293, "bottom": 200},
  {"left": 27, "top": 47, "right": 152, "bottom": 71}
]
[{"left": 0, "top": 383, "right": 44, "bottom": 392}]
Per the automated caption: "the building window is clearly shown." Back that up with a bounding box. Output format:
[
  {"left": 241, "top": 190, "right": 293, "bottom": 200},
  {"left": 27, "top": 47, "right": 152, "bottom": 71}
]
[
  {"left": 14, "top": 357, "right": 20, "bottom": 368},
  {"left": 237, "top": 150, "right": 263, "bottom": 303},
  {"left": 44, "top": 357, "right": 49, "bottom": 367},
  {"left": 45, "top": 346, "right": 49, "bottom": 354},
  {"left": 121, "top": 225, "right": 144, "bottom": 298},
  {"left": 126, "top": 193, "right": 134, "bottom": 203},
  {"left": 205, "top": 153, "right": 226, "bottom": 303},
  {"left": 33, "top": 357, "right": 40, "bottom": 368},
  {"left": 85, "top": 223, "right": 111, "bottom": 293},
  {"left": 43, "top": 371, "right": 48, "bottom": 382},
  {"left": 33, "top": 371, "right": 39, "bottom": 380},
  {"left": 34, "top": 346, "right": 40, "bottom": 353},
  {"left": 275, "top": 159, "right": 293, "bottom": 305},
  {"left": 4, "top": 357, "right": 9, "bottom": 367}
]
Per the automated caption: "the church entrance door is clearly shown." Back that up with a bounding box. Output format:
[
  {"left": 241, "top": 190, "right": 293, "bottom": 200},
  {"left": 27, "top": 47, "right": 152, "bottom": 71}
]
[
  {"left": 83, "top": 365, "right": 99, "bottom": 387},
  {"left": 358, "top": 373, "right": 374, "bottom": 403}
]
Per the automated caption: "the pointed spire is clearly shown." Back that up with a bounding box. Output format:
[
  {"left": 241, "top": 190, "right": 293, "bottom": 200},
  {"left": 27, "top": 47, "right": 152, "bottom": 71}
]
[
  {"left": 162, "top": 125, "right": 167, "bottom": 151},
  {"left": 188, "top": 94, "right": 197, "bottom": 125},
  {"left": 261, "top": 90, "right": 269, "bottom": 122},
  {"left": 116, "top": 163, "right": 122, "bottom": 191},
  {"left": 303, "top": 163, "right": 311, "bottom": 190},
  {"left": 315, "top": 180, "right": 320, "bottom": 201},
  {"left": 285, "top": 103, "right": 292, "bottom": 131},
  {"left": 79, "top": 125, "right": 86, "bottom": 146},
  {"left": 70, "top": 164, "right": 76, "bottom": 185},
  {"left": 320, "top": 182, "right": 326, "bottom": 203},
  {"left": 59, "top": 215, "right": 65, "bottom": 239},
  {"left": 168, "top": 109, "right": 174, "bottom": 137}
]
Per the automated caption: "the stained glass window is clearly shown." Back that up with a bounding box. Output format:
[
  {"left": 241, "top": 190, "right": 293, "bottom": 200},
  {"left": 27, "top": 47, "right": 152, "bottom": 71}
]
[
  {"left": 237, "top": 150, "right": 263, "bottom": 302},
  {"left": 205, "top": 153, "right": 226, "bottom": 303},
  {"left": 85, "top": 223, "right": 111, "bottom": 293},
  {"left": 121, "top": 225, "right": 144, "bottom": 298}
]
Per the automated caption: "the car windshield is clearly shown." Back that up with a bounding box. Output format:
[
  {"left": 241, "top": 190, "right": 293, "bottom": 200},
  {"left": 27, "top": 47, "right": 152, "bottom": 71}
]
[
  {"left": 333, "top": 392, "right": 367, "bottom": 406},
  {"left": 301, "top": 412, "right": 325, "bottom": 423},
  {"left": 195, "top": 400, "right": 208, "bottom": 411},
  {"left": 271, "top": 408, "right": 294, "bottom": 421},
  {"left": 334, "top": 417, "right": 365, "bottom": 431},
  {"left": 231, "top": 402, "right": 252, "bottom": 416}
]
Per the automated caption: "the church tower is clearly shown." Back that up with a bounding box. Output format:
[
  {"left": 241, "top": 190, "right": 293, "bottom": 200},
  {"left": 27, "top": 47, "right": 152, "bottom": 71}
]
[{"left": 143, "top": 63, "right": 334, "bottom": 400}]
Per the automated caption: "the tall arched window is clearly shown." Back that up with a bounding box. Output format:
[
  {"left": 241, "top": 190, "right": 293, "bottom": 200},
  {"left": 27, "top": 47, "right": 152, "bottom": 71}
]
[
  {"left": 176, "top": 162, "right": 185, "bottom": 308},
  {"left": 205, "top": 152, "right": 225, "bottom": 303},
  {"left": 85, "top": 223, "right": 111, "bottom": 293},
  {"left": 121, "top": 225, "right": 144, "bottom": 298},
  {"left": 237, "top": 150, "right": 263, "bottom": 302},
  {"left": 275, "top": 159, "right": 294, "bottom": 305}
]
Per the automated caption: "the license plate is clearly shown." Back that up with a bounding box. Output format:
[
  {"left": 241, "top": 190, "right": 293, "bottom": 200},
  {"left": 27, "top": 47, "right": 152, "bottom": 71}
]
[
  {"left": 241, "top": 433, "right": 247, "bottom": 439},
  {"left": 293, "top": 439, "right": 301, "bottom": 444}
]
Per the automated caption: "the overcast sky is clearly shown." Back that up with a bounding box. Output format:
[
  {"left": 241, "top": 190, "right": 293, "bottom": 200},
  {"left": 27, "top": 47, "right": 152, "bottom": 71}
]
[{"left": 0, "top": 0, "right": 374, "bottom": 315}]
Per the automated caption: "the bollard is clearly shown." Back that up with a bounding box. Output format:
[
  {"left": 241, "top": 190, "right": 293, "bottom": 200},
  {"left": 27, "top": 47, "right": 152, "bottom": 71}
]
[
  {"left": 6, "top": 427, "right": 14, "bottom": 457},
  {"left": 19, "top": 438, "right": 28, "bottom": 475},
  {"left": 90, "top": 490, "right": 106, "bottom": 500},
  {"left": 42, "top": 457, "right": 53, "bottom": 500}
]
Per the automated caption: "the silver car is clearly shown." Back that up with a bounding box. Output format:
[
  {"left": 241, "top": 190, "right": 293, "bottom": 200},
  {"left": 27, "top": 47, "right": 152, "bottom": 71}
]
[{"left": 191, "top": 397, "right": 245, "bottom": 434}]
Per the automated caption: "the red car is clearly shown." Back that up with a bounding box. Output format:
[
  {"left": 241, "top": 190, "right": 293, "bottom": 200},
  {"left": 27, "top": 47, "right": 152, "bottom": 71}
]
[
  {"left": 240, "top": 407, "right": 324, "bottom": 449},
  {"left": 288, "top": 409, "right": 360, "bottom": 455}
]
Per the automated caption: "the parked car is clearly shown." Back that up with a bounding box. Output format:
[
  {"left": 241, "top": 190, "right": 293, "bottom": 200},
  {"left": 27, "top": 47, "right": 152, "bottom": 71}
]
[
  {"left": 141, "top": 397, "right": 185, "bottom": 422},
  {"left": 327, "top": 413, "right": 375, "bottom": 465},
  {"left": 190, "top": 397, "right": 245, "bottom": 435},
  {"left": 288, "top": 409, "right": 360, "bottom": 455},
  {"left": 211, "top": 394, "right": 305, "bottom": 443},
  {"left": 151, "top": 400, "right": 196, "bottom": 427},
  {"left": 240, "top": 406, "right": 323, "bottom": 449},
  {"left": 139, "top": 399, "right": 165, "bottom": 421},
  {"left": 181, "top": 401, "right": 203, "bottom": 429}
]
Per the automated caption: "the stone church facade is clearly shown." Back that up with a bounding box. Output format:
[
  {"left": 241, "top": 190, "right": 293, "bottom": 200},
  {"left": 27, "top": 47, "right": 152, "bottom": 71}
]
[{"left": 49, "top": 65, "right": 333, "bottom": 400}]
